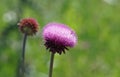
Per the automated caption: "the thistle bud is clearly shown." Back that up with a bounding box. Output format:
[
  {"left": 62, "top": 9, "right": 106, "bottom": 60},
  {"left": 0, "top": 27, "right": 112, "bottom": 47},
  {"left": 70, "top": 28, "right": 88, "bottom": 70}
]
[{"left": 18, "top": 18, "right": 39, "bottom": 35}]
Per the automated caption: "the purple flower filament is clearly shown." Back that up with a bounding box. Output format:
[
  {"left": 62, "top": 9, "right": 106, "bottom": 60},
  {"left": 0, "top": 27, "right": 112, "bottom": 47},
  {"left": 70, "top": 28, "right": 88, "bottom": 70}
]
[{"left": 43, "top": 23, "right": 77, "bottom": 55}]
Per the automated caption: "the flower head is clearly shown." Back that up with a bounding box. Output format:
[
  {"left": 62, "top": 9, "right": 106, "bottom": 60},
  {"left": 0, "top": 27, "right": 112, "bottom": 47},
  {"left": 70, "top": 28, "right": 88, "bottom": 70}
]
[
  {"left": 42, "top": 22, "right": 77, "bottom": 55},
  {"left": 18, "top": 18, "right": 39, "bottom": 35}
]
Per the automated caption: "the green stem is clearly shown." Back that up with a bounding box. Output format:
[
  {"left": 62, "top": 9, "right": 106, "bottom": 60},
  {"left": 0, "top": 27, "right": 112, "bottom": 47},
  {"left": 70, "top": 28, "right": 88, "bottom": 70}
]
[
  {"left": 21, "top": 33, "right": 27, "bottom": 77},
  {"left": 49, "top": 53, "right": 55, "bottom": 77}
]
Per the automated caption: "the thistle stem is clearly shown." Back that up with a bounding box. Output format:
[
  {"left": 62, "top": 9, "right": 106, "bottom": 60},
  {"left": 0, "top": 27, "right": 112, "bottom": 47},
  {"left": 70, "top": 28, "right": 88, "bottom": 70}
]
[
  {"left": 49, "top": 52, "right": 55, "bottom": 77},
  {"left": 21, "top": 33, "right": 27, "bottom": 77}
]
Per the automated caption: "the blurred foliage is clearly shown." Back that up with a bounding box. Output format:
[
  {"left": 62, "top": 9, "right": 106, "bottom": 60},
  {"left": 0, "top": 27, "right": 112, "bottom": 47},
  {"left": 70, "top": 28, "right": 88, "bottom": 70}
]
[{"left": 0, "top": 0, "right": 120, "bottom": 77}]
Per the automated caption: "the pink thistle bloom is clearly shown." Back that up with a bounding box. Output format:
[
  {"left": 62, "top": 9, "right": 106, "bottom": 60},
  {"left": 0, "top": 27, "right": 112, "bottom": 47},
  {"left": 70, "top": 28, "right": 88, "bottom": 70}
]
[
  {"left": 42, "top": 22, "right": 77, "bottom": 55},
  {"left": 18, "top": 18, "right": 39, "bottom": 35}
]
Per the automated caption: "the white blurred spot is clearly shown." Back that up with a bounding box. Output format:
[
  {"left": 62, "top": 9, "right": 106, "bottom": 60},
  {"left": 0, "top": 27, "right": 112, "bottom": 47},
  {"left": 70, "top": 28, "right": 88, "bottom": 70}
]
[
  {"left": 3, "top": 11, "right": 17, "bottom": 22},
  {"left": 103, "top": 0, "right": 117, "bottom": 5}
]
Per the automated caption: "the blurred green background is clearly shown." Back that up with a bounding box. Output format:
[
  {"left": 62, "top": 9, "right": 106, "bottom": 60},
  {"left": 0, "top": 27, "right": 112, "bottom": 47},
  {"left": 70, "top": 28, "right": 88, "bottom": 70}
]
[{"left": 0, "top": 0, "right": 120, "bottom": 77}]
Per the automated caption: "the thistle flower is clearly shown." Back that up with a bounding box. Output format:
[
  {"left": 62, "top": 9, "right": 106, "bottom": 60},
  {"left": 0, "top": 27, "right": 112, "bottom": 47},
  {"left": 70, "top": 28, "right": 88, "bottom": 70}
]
[
  {"left": 42, "top": 22, "right": 77, "bottom": 55},
  {"left": 17, "top": 18, "right": 39, "bottom": 77},
  {"left": 18, "top": 18, "right": 39, "bottom": 35}
]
